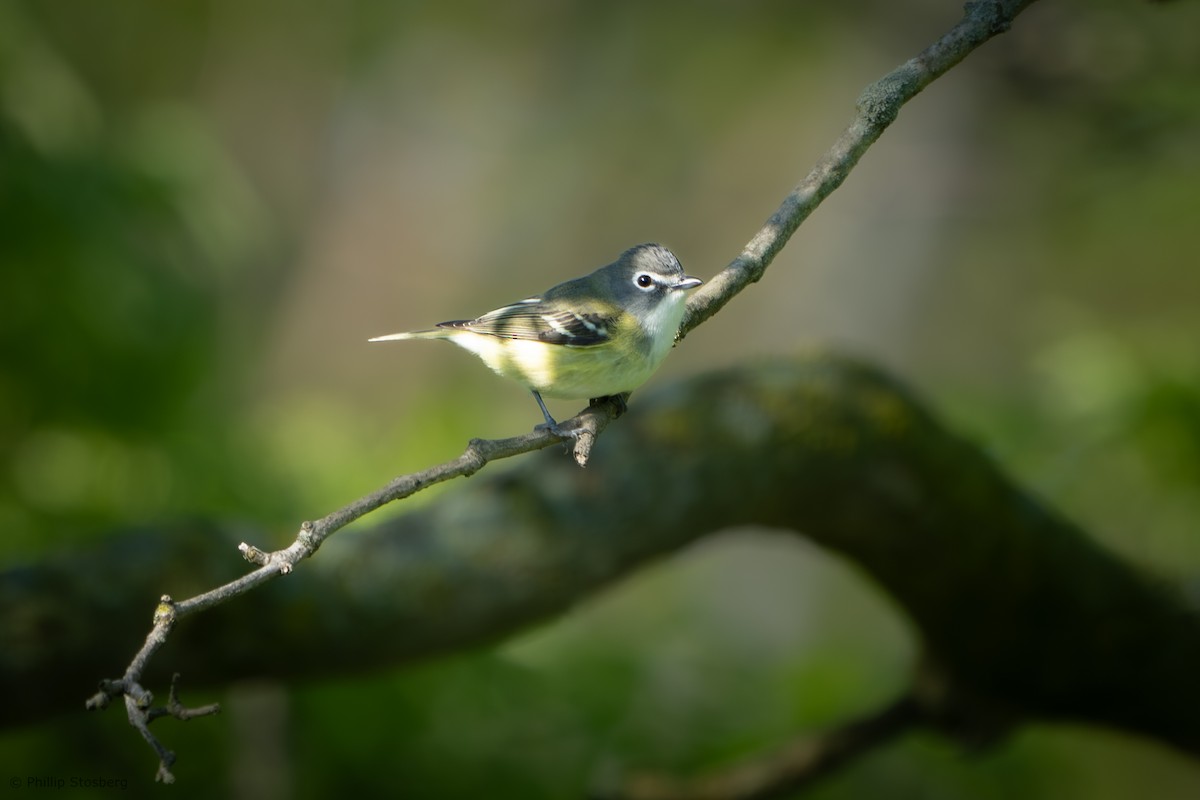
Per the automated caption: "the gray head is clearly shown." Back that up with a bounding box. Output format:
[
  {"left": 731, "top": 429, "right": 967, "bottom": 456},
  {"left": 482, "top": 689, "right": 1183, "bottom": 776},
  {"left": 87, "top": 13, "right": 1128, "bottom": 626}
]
[{"left": 594, "top": 243, "right": 702, "bottom": 315}]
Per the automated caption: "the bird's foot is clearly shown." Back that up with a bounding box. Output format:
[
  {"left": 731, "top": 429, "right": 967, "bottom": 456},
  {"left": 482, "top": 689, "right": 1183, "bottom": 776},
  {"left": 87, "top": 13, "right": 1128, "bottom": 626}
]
[
  {"left": 531, "top": 390, "right": 580, "bottom": 440},
  {"left": 535, "top": 419, "right": 581, "bottom": 440}
]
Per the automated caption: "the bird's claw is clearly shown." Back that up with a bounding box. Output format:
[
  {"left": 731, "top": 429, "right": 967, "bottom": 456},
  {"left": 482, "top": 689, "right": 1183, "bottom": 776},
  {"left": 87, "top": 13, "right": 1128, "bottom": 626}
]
[{"left": 535, "top": 420, "right": 581, "bottom": 440}]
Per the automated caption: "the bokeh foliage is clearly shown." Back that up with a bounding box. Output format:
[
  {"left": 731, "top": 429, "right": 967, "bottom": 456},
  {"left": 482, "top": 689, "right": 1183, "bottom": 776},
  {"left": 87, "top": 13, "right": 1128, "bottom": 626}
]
[{"left": 1, "top": 0, "right": 1199, "bottom": 797}]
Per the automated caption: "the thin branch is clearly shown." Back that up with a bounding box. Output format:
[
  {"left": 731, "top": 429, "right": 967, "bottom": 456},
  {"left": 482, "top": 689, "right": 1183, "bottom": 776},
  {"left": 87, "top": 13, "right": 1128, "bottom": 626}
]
[
  {"left": 679, "top": 0, "right": 1038, "bottom": 340},
  {"left": 86, "top": 397, "right": 626, "bottom": 754},
  {"left": 88, "top": 0, "right": 1043, "bottom": 780},
  {"left": 598, "top": 658, "right": 1026, "bottom": 800},
  {"left": 148, "top": 673, "right": 222, "bottom": 723},
  {"left": 87, "top": 664, "right": 220, "bottom": 784},
  {"left": 597, "top": 694, "right": 923, "bottom": 800}
]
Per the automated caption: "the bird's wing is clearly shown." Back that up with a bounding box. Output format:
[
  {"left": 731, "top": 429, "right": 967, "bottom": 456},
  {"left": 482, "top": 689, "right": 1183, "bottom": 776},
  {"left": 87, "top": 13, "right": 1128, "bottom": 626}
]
[{"left": 437, "top": 300, "right": 615, "bottom": 347}]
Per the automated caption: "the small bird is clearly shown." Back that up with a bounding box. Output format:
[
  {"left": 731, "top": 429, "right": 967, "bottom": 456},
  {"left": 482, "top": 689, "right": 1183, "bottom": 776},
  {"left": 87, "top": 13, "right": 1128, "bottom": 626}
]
[{"left": 369, "top": 243, "right": 702, "bottom": 437}]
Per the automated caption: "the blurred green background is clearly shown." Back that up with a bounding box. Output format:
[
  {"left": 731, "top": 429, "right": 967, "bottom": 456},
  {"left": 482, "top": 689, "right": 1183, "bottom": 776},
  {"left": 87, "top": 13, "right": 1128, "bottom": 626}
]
[{"left": 2, "top": 0, "right": 1199, "bottom": 796}]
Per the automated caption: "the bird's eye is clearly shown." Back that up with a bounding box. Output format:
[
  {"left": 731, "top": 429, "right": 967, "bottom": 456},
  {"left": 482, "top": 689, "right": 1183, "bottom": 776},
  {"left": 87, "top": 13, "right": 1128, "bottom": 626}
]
[{"left": 635, "top": 273, "right": 654, "bottom": 289}]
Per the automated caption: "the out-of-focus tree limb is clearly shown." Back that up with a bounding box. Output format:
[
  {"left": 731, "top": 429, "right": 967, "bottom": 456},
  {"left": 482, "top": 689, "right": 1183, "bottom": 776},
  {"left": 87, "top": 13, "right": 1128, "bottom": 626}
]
[
  {"left": 598, "top": 693, "right": 926, "bottom": 800},
  {"left": 6, "top": 353, "right": 1199, "bottom": 759}
]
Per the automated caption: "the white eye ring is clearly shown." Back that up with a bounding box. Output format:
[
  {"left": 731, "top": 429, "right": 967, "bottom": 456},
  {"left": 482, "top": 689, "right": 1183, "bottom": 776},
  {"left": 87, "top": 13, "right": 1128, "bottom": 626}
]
[{"left": 634, "top": 273, "right": 655, "bottom": 290}]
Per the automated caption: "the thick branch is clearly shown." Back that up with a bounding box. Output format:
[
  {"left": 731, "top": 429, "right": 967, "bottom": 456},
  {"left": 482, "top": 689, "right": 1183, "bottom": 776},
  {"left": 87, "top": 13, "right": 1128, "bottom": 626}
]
[{"left": 7, "top": 355, "right": 1200, "bottom": 756}]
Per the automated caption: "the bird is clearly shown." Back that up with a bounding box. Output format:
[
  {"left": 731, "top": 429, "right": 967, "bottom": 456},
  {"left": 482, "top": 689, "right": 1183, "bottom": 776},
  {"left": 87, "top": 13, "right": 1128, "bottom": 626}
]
[{"left": 369, "top": 243, "right": 702, "bottom": 437}]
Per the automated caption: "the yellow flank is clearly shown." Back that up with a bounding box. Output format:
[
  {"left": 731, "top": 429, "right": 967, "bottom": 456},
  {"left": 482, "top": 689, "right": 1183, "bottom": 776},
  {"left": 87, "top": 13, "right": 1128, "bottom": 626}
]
[
  {"left": 444, "top": 325, "right": 642, "bottom": 399},
  {"left": 441, "top": 289, "right": 689, "bottom": 399}
]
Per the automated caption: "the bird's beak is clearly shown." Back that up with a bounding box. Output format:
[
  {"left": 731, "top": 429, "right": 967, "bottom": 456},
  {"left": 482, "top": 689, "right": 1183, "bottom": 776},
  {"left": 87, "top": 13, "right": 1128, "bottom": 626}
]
[{"left": 674, "top": 276, "right": 703, "bottom": 290}]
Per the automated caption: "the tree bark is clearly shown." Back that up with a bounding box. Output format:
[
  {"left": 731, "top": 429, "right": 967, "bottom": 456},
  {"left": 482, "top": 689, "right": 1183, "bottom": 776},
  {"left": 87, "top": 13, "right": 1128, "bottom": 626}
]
[{"left": 4, "top": 353, "right": 1198, "bottom": 756}]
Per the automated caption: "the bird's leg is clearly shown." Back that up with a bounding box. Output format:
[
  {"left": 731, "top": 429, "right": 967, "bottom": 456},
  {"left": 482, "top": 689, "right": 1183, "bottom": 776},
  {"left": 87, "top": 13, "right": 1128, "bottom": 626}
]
[{"left": 531, "top": 390, "right": 579, "bottom": 439}]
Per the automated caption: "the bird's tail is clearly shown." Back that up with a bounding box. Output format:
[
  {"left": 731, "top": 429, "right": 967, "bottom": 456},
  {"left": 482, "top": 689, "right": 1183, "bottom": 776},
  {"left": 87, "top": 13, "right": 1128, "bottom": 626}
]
[{"left": 367, "top": 329, "right": 445, "bottom": 342}]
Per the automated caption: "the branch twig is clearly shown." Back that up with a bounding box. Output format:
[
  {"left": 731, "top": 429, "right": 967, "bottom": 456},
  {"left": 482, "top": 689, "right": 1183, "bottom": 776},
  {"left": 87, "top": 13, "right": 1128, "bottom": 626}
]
[
  {"left": 89, "top": 0, "right": 1042, "bottom": 780},
  {"left": 85, "top": 396, "right": 626, "bottom": 780}
]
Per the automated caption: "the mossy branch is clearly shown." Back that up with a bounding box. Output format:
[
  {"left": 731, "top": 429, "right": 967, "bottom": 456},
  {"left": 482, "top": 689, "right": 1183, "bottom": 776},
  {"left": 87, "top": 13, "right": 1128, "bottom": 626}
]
[{"left": 6, "top": 355, "right": 1199, "bottom": 774}]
